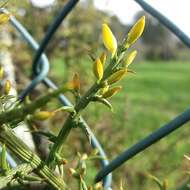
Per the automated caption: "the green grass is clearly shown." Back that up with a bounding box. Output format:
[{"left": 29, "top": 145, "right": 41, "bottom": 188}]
[{"left": 51, "top": 60, "right": 190, "bottom": 189}]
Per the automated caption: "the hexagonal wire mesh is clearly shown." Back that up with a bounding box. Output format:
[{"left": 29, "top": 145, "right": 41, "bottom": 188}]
[{"left": 1, "top": 0, "right": 190, "bottom": 189}]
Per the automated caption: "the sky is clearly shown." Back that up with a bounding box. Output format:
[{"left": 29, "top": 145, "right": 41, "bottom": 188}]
[{"left": 30, "top": 0, "right": 190, "bottom": 35}]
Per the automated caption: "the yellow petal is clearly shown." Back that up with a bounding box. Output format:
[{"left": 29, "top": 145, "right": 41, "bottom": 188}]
[
  {"left": 126, "top": 16, "right": 145, "bottom": 47},
  {"left": 107, "top": 69, "right": 127, "bottom": 85},
  {"left": 72, "top": 73, "right": 80, "bottom": 91},
  {"left": 93, "top": 58, "right": 103, "bottom": 81},
  {"left": 162, "top": 179, "right": 168, "bottom": 190},
  {"left": 95, "top": 182, "right": 103, "bottom": 190},
  {"left": 102, "top": 24, "right": 117, "bottom": 55},
  {"left": 102, "top": 86, "right": 122, "bottom": 99},
  {"left": 0, "top": 13, "right": 10, "bottom": 25},
  {"left": 119, "top": 180, "right": 124, "bottom": 190},
  {"left": 124, "top": 50, "right": 137, "bottom": 67},
  {"left": 33, "top": 111, "right": 54, "bottom": 121},
  {"left": 0, "top": 67, "right": 4, "bottom": 80},
  {"left": 4, "top": 80, "right": 11, "bottom": 95},
  {"left": 66, "top": 73, "right": 80, "bottom": 91},
  {"left": 100, "top": 52, "right": 107, "bottom": 65}
]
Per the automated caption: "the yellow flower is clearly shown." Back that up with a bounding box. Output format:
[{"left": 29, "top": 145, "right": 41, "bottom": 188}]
[
  {"left": 66, "top": 73, "right": 80, "bottom": 91},
  {"left": 125, "top": 16, "right": 145, "bottom": 47},
  {"left": 33, "top": 111, "right": 54, "bottom": 121},
  {"left": 95, "top": 182, "right": 103, "bottom": 190},
  {"left": 162, "top": 179, "right": 168, "bottom": 190},
  {"left": 124, "top": 50, "right": 137, "bottom": 67},
  {"left": 107, "top": 69, "right": 127, "bottom": 85},
  {"left": 102, "top": 86, "right": 122, "bottom": 99},
  {"left": 4, "top": 80, "right": 11, "bottom": 95},
  {"left": 102, "top": 24, "right": 117, "bottom": 56},
  {"left": 72, "top": 73, "right": 80, "bottom": 91},
  {"left": 93, "top": 58, "right": 104, "bottom": 81},
  {"left": 0, "top": 67, "right": 4, "bottom": 80},
  {"left": 0, "top": 13, "right": 10, "bottom": 25}
]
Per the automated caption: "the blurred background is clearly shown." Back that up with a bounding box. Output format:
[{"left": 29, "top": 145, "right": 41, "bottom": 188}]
[{"left": 2, "top": 0, "right": 190, "bottom": 189}]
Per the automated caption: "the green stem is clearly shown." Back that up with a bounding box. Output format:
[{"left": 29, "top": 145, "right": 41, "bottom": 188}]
[
  {"left": 0, "top": 85, "right": 68, "bottom": 126},
  {"left": 0, "top": 125, "right": 65, "bottom": 189},
  {"left": 47, "top": 115, "right": 74, "bottom": 165},
  {"left": 47, "top": 53, "right": 124, "bottom": 166},
  {"left": 0, "top": 163, "right": 33, "bottom": 189},
  {"left": 47, "top": 83, "right": 100, "bottom": 165}
]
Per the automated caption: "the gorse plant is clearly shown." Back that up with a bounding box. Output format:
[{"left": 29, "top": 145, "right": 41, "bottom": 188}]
[{"left": 0, "top": 10, "right": 146, "bottom": 189}]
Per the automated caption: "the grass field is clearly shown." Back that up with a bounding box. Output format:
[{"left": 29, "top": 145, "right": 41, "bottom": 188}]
[{"left": 51, "top": 60, "right": 190, "bottom": 189}]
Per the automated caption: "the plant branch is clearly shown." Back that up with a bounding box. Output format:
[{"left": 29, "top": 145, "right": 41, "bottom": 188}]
[
  {"left": 0, "top": 125, "right": 65, "bottom": 189},
  {"left": 0, "top": 85, "right": 68, "bottom": 126},
  {"left": 0, "top": 163, "right": 33, "bottom": 189},
  {"left": 47, "top": 53, "right": 122, "bottom": 165}
]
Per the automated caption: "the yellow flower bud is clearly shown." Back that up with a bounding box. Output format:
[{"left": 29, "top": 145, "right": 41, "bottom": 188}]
[
  {"left": 162, "top": 179, "right": 168, "bottom": 190},
  {"left": 90, "top": 148, "right": 99, "bottom": 156},
  {"left": 24, "top": 96, "right": 31, "bottom": 104},
  {"left": 95, "top": 182, "right": 103, "bottom": 190},
  {"left": 124, "top": 50, "right": 137, "bottom": 67},
  {"left": 4, "top": 80, "right": 11, "bottom": 95},
  {"left": 0, "top": 67, "right": 4, "bottom": 80},
  {"left": 65, "top": 82, "right": 74, "bottom": 91},
  {"left": 102, "top": 86, "right": 122, "bottom": 99},
  {"left": 72, "top": 73, "right": 80, "bottom": 91},
  {"left": 184, "top": 154, "right": 190, "bottom": 161},
  {"left": 102, "top": 24, "right": 117, "bottom": 56},
  {"left": 66, "top": 73, "right": 80, "bottom": 91},
  {"left": 69, "top": 168, "right": 80, "bottom": 179},
  {"left": 33, "top": 111, "right": 54, "bottom": 121},
  {"left": 100, "top": 52, "right": 107, "bottom": 65},
  {"left": 0, "top": 13, "right": 10, "bottom": 25},
  {"left": 55, "top": 153, "right": 68, "bottom": 165},
  {"left": 93, "top": 58, "right": 103, "bottom": 81},
  {"left": 107, "top": 69, "right": 127, "bottom": 85},
  {"left": 60, "top": 158, "right": 68, "bottom": 165},
  {"left": 81, "top": 153, "right": 88, "bottom": 160},
  {"left": 119, "top": 180, "right": 124, "bottom": 190},
  {"left": 69, "top": 168, "right": 77, "bottom": 175},
  {"left": 125, "top": 16, "right": 145, "bottom": 47}
]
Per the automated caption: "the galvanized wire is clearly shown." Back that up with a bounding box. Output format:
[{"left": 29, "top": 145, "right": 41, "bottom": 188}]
[
  {"left": 95, "top": 107, "right": 190, "bottom": 182},
  {"left": 32, "top": 0, "right": 79, "bottom": 75},
  {"left": 2, "top": 9, "right": 50, "bottom": 100},
  {"left": 134, "top": 0, "right": 190, "bottom": 48}
]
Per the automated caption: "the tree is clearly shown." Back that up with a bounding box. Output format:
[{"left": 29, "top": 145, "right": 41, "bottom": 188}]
[{"left": 135, "top": 11, "right": 178, "bottom": 60}]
